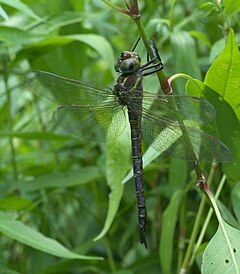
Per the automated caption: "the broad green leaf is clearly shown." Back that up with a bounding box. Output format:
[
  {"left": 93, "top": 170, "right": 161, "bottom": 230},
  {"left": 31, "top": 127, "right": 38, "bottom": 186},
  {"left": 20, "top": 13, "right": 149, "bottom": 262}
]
[
  {"left": 121, "top": 169, "right": 133, "bottom": 184},
  {"left": 0, "top": 212, "right": 102, "bottom": 260},
  {"left": 27, "top": 34, "right": 115, "bottom": 74},
  {"left": 0, "top": 196, "right": 32, "bottom": 210},
  {"left": 189, "top": 31, "right": 211, "bottom": 48},
  {"left": 22, "top": 163, "right": 56, "bottom": 176},
  {"left": 16, "top": 167, "right": 102, "bottom": 191},
  {"left": 186, "top": 80, "right": 240, "bottom": 181},
  {"left": 146, "top": 144, "right": 164, "bottom": 162},
  {"left": 0, "top": 264, "right": 22, "bottom": 274},
  {"left": 94, "top": 126, "right": 131, "bottom": 241},
  {"left": 224, "top": 0, "right": 240, "bottom": 16},
  {"left": 217, "top": 200, "right": 240, "bottom": 230},
  {"left": 174, "top": 11, "right": 202, "bottom": 30},
  {"left": 209, "top": 38, "right": 226, "bottom": 63},
  {"left": 70, "top": 0, "right": 85, "bottom": 11},
  {"left": 25, "top": 36, "right": 71, "bottom": 48},
  {"left": 66, "top": 34, "right": 115, "bottom": 74},
  {"left": 205, "top": 29, "right": 240, "bottom": 120},
  {"left": 0, "top": 131, "right": 71, "bottom": 140},
  {"left": 201, "top": 220, "right": 240, "bottom": 273},
  {"left": 41, "top": 11, "right": 84, "bottom": 32},
  {"left": 170, "top": 31, "right": 201, "bottom": 92},
  {"left": 0, "top": 0, "right": 41, "bottom": 20},
  {"left": 159, "top": 190, "right": 183, "bottom": 274},
  {"left": 0, "top": 4, "right": 8, "bottom": 20},
  {"left": 113, "top": 271, "right": 134, "bottom": 274},
  {"left": 0, "top": 26, "right": 44, "bottom": 47},
  {"left": 201, "top": 2, "right": 219, "bottom": 16},
  {"left": 0, "top": 103, "right": 8, "bottom": 127},
  {"left": 169, "top": 158, "right": 187, "bottom": 190},
  {"left": 231, "top": 182, "right": 240, "bottom": 223},
  {"left": 209, "top": 33, "right": 240, "bottom": 63}
]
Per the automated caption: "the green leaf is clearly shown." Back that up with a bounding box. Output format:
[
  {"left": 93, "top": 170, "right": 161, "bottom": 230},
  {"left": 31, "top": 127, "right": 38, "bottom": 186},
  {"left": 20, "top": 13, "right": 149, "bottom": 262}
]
[
  {"left": 0, "top": 26, "right": 44, "bottom": 47},
  {"left": 209, "top": 38, "right": 225, "bottom": 63},
  {"left": 209, "top": 33, "right": 240, "bottom": 62},
  {"left": 0, "top": 264, "right": 22, "bottom": 274},
  {"left": 204, "top": 29, "right": 240, "bottom": 120},
  {"left": 189, "top": 31, "right": 211, "bottom": 48},
  {"left": 66, "top": 34, "right": 115, "bottom": 74},
  {"left": 94, "top": 127, "right": 131, "bottom": 241},
  {"left": 0, "top": 0, "right": 41, "bottom": 20},
  {"left": 42, "top": 11, "right": 84, "bottom": 32},
  {"left": 217, "top": 200, "right": 240, "bottom": 230},
  {"left": 224, "top": 0, "right": 240, "bottom": 16},
  {"left": 0, "top": 4, "right": 8, "bottom": 20},
  {"left": 0, "top": 196, "right": 32, "bottom": 210},
  {"left": 169, "top": 159, "right": 187, "bottom": 190},
  {"left": 113, "top": 271, "right": 134, "bottom": 274},
  {"left": 170, "top": 31, "right": 201, "bottom": 91},
  {"left": 27, "top": 34, "right": 115, "bottom": 74},
  {"left": 16, "top": 167, "right": 102, "bottom": 191},
  {"left": 231, "top": 182, "right": 240, "bottom": 223},
  {"left": 0, "top": 131, "right": 72, "bottom": 140},
  {"left": 159, "top": 190, "right": 183, "bottom": 274},
  {"left": 201, "top": 2, "right": 219, "bottom": 16},
  {"left": 0, "top": 212, "right": 102, "bottom": 260},
  {"left": 186, "top": 79, "right": 240, "bottom": 181},
  {"left": 201, "top": 220, "right": 240, "bottom": 273},
  {"left": 25, "top": 36, "right": 71, "bottom": 48}
]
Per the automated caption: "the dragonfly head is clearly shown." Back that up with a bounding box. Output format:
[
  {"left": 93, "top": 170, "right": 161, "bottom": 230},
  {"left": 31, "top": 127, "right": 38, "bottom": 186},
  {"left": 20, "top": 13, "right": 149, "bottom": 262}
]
[{"left": 114, "top": 51, "right": 141, "bottom": 74}]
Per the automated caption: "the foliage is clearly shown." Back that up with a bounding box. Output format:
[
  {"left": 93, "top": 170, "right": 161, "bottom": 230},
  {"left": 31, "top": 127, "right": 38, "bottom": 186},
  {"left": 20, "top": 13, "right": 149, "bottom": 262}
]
[{"left": 0, "top": 0, "right": 240, "bottom": 273}]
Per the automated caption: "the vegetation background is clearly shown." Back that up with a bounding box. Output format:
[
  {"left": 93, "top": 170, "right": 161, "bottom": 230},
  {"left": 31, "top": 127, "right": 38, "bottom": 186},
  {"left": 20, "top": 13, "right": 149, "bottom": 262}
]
[{"left": 0, "top": 0, "right": 240, "bottom": 273}]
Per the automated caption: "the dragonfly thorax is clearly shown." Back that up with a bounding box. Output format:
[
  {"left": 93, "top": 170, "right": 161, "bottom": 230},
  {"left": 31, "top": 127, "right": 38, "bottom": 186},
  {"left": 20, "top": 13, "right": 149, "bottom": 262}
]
[{"left": 114, "top": 51, "right": 141, "bottom": 74}]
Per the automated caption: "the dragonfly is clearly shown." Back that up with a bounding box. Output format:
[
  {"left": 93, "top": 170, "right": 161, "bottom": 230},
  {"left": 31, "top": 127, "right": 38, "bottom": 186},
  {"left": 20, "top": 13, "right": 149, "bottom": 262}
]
[{"left": 26, "top": 39, "right": 232, "bottom": 248}]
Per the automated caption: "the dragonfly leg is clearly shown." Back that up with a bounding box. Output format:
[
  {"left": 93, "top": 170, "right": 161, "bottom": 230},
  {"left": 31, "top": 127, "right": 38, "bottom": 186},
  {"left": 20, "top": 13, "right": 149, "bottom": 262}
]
[
  {"left": 140, "top": 39, "right": 163, "bottom": 76},
  {"left": 132, "top": 36, "right": 141, "bottom": 51}
]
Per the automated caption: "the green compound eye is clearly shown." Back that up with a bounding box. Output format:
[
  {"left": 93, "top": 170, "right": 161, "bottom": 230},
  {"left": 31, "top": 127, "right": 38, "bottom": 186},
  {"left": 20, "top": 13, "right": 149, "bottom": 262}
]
[{"left": 115, "top": 51, "right": 141, "bottom": 73}]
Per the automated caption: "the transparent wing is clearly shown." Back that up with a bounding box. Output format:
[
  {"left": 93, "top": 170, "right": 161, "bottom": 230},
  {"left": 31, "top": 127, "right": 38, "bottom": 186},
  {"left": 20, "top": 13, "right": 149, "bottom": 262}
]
[
  {"left": 140, "top": 93, "right": 216, "bottom": 126},
  {"left": 141, "top": 107, "right": 232, "bottom": 162},
  {"left": 52, "top": 103, "right": 126, "bottom": 142},
  {"left": 26, "top": 70, "right": 115, "bottom": 106}
]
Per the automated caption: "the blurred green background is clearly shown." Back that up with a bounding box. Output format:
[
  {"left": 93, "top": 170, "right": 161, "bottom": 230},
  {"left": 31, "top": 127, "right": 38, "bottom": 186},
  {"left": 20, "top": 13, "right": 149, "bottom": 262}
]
[{"left": 0, "top": 0, "right": 240, "bottom": 273}]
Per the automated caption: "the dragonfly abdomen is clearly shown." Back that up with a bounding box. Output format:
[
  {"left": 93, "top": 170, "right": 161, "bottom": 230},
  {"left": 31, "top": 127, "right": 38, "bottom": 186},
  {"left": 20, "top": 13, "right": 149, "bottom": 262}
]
[
  {"left": 115, "top": 71, "right": 148, "bottom": 247},
  {"left": 128, "top": 109, "right": 147, "bottom": 248}
]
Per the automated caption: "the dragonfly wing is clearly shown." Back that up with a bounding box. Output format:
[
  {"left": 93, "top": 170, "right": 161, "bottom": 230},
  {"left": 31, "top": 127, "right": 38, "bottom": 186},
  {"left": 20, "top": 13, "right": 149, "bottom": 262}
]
[
  {"left": 26, "top": 70, "right": 115, "bottom": 105},
  {"left": 52, "top": 103, "right": 126, "bottom": 142},
  {"left": 142, "top": 93, "right": 216, "bottom": 126},
  {"left": 141, "top": 110, "right": 232, "bottom": 162}
]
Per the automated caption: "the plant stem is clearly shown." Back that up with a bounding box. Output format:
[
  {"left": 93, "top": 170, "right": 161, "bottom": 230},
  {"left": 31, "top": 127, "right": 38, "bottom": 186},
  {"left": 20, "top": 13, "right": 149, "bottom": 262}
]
[
  {"left": 189, "top": 174, "right": 227, "bottom": 265},
  {"left": 177, "top": 191, "right": 187, "bottom": 273},
  {"left": 101, "top": 0, "right": 132, "bottom": 16},
  {"left": 168, "top": 73, "right": 195, "bottom": 85},
  {"left": 134, "top": 16, "right": 172, "bottom": 94},
  {"left": 104, "top": 238, "right": 116, "bottom": 272},
  {"left": 180, "top": 162, "right": 218, "bottom": 274},
  {"left": 168, "top": 0, "right": 177, "bottom": 30},
  {"left": 214, "top": 0, "right": 230, "bottom": 36},
  {"left": 2, "top": 55, "right": 18, "bottom": 181},
  {"left": 205, "top": 177, "right": 225, "bottom": 224}
]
